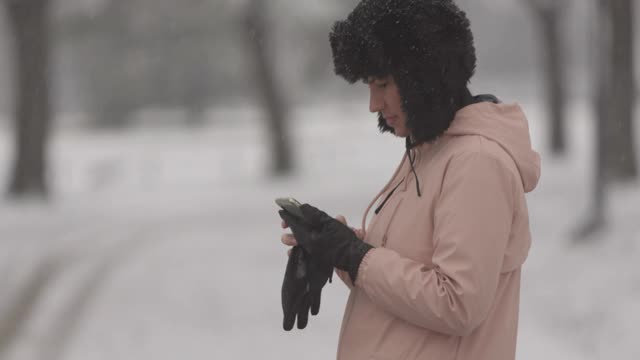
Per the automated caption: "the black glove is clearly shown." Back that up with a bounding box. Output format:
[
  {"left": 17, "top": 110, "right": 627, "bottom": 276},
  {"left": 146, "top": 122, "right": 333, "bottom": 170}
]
[
  {"left": 281, "top": 245, "right": 311, "bottom": 331},
  {"left": 279, "top": 210, "right": 334, "bottom": 317},
  {"left": 280, "top": 204, "right": 373, "bottom": 284},
  {"left": 305, "top": 245, "right": 333, "bottom": 315}
]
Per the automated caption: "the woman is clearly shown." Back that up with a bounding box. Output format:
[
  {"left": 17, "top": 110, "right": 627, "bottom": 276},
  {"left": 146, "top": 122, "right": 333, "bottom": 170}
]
[{"left": 279, "top": 0, "right": 541, "bottom": 359}]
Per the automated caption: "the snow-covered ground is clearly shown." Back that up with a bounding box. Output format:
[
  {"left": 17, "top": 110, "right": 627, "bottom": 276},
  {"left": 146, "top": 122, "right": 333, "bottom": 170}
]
[{"left": 0, "top": 97, "right": 637, "bottom": 359}]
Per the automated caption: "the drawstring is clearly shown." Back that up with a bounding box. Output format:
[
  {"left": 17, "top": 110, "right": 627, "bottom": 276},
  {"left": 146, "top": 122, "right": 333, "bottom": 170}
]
[
  {"left": 374, "top": 179, "right": 404, "bottom": 215},
  {"left": 363, "top": 87, "right": 484, "bottom": 227},
  {"left": 405, "top": 137, "right": 422, "bottom": 197},
  {"left": 361, "top": 153, "right": 408, "bottom": 232}
]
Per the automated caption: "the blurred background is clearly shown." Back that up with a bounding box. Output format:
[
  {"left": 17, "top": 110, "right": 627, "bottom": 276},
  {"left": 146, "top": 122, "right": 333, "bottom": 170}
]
[{"left": 0, "top": 0, "right": 637, "bottom": 359}]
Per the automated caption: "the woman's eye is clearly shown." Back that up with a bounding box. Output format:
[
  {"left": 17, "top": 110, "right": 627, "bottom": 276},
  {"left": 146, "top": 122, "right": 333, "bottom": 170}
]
[{"left": 377, "top": 83, "right": 387, "bottom": 88}]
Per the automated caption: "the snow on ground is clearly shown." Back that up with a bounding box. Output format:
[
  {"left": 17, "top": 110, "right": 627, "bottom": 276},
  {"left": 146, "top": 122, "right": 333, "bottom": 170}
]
[{"left": 0, "top": 97, "right": 637, "bottom": 359}]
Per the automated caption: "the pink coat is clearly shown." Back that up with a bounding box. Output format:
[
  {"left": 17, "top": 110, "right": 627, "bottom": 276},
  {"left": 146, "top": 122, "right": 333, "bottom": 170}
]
[{"left": 335, "top": 102, "right": 541, "bottom": 360}]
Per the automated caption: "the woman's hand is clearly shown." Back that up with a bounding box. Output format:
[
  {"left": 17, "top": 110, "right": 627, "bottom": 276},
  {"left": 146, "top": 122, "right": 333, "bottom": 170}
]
[
  {"left": 279, "top": 204, "right": 373, "bottom": 283},
  {"left": 281, "top": 215, "right": 363, "bottom": 256},
  {"left": 281, "top": 219, "right": 297, "bottom": 249}
]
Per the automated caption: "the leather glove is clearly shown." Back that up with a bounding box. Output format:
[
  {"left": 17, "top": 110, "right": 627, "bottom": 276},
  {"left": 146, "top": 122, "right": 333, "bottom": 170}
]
[
  {"left": 281, "top": 245, "right": 311, "bottom": 330},
  {"left": 305, "top": 246, "right": 333, "bottom": 315},
  {"left": 280, "top": 204, "right": 373, "bottom": 284},
  {"left": 279, "top": 210, "right": 334, "bottom": 317}
]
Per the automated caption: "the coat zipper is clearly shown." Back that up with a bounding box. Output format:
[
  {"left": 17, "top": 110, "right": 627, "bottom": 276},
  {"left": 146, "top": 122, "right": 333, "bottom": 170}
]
[
  {"left": 336, "top": 291, "right": 359, "bottom": 359},
  {"left": 380, "top": 198, "right": 403, "bottom": 247},
  {"left": 336, "top": 197, "right": 404, "bottom": 359}
]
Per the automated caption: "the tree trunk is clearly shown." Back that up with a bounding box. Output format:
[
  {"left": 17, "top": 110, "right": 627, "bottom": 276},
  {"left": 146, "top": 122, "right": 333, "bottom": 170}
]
[
  {"left": 541, "top": 7, "right": 566, "bottom": 155},
  {"left": 526, "top": 0, "right": 567, "bottom": 155},
  {"left": 244, "top": 0, "right": 293, "bottom": 175},
  {"left": 5, "top": 0, "right": 52, "bottom": 198},
  {"left": 606, "top": 0, "right": 637, "bottom": 181},
  {"left": 574, "top": 0, "right": 609, "bottom": 240}
]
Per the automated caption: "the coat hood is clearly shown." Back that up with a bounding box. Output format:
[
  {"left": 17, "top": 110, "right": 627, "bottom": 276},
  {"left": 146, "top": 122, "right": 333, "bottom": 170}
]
[{"left": 445, "top": 102, "right": 541, "bottom": 192}]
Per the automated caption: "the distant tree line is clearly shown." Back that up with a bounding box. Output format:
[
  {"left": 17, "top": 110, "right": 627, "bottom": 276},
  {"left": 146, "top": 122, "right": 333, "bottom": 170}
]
[{"left": 2, "top": 0, "right": 637, "bottom": 235}]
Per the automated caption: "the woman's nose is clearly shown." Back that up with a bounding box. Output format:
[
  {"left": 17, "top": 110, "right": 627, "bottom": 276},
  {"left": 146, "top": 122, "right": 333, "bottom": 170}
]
[{"left": 369, "top": 92, "right": 384, "bottom": 113}]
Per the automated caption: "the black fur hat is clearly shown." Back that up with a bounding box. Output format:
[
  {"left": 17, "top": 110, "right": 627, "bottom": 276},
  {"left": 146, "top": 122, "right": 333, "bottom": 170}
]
[{"left": 329, "top": 0, "right": 477, "bottom": 145}]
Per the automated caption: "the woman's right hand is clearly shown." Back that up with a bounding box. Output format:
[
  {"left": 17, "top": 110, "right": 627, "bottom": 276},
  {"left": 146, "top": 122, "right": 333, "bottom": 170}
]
[{"left": 281, "top": 220, "right": 298, "bottom": 256}]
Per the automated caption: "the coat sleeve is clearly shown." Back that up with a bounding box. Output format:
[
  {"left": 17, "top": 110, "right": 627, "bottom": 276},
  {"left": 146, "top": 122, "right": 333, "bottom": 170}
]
[
  {"left": 355, "top": 151, "right": 517, "bottom": 336},
  {"left": 335, "top": 269, "right": 354, "bottom": 290}
]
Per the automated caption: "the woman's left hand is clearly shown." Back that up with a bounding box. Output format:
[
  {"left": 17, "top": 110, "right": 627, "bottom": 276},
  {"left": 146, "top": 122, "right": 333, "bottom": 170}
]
[{"left": 282, "top": 213, "right": 363, "bottom": 255}]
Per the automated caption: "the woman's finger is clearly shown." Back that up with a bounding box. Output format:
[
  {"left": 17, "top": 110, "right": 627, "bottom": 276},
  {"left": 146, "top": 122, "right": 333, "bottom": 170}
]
[
  {"left": 281, "top": 220, "right": 289, "bottom": 229},
  {"left": 336, "top": 215, "right": 347, "bottom": 225},
  {"left": 281, "top": 233, "right": 298, "bottom": 246}
]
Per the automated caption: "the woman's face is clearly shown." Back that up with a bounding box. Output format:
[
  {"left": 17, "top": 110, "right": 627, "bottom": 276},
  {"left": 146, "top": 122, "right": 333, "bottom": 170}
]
[{"left": 368, "top": 76, "right": 410, "bottom": 137}]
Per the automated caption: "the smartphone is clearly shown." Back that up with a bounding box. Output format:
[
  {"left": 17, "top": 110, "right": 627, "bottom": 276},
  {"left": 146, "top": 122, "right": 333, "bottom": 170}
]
[{"left": 275, "top": 197, "right": 305, "bottom": 220}]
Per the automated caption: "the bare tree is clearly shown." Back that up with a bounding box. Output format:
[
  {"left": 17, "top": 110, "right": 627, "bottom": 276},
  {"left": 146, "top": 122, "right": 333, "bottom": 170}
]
[
  {"left": 524, "top": 0, "right": 568, "bottom": 155},
  {"left": 574, "top": 0, "right": 636, "bottom": 240},
  {"left": 574, "top": 0, "right": 609, "bottom": 240},
  {"left": 243, "top": 0, "right": 293, "bottom": 175},
  {"left": 605, "top": 0, "right": 637, "bottom": 181},
  {"left": 4, "top": 0, "right": 52, "bottom": 198}
]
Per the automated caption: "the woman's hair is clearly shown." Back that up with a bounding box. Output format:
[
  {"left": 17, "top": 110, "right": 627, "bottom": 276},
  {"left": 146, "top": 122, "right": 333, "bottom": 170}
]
[{"left": 329, "top": 0, "right": 476, "bottom": 144}]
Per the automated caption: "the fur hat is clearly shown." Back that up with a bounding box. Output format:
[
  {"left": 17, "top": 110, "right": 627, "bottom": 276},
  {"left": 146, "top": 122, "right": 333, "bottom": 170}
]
[{"left": 329, "top": 0, "right": 477, "bottom": 145}]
